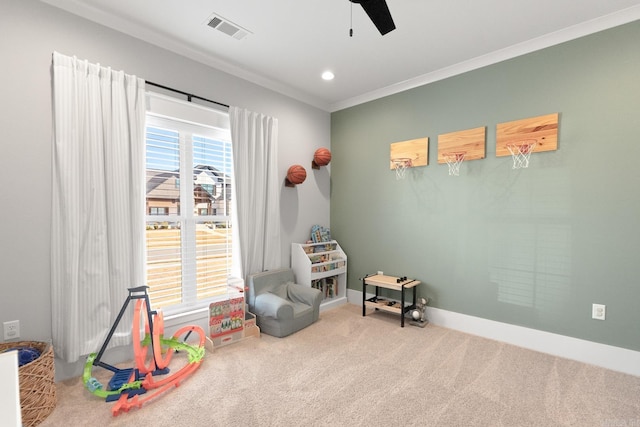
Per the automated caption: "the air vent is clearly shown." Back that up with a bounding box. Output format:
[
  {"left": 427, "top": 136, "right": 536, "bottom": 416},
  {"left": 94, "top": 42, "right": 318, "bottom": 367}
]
[{"left": 206, "top": 14, "right": 250, "bottom": 40}]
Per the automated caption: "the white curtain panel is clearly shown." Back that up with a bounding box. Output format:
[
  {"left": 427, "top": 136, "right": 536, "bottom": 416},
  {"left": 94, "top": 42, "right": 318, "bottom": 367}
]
[
  {"left": 51, "top": 52, "right": 146, "bottom": 363},
  {"left": 229, "top": 107, "right": 282, "bottom": 280}
]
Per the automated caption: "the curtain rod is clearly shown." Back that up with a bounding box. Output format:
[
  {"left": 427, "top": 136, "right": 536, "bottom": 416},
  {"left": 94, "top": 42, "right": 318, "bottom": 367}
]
[{"left": 146, "top": 81, "right": 229, "bottom": 109}]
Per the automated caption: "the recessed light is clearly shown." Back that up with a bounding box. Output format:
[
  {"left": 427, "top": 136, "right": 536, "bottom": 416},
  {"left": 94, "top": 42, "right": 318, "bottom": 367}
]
[{"left": 321, "top": 71, "right": 335, "bottom": 81}]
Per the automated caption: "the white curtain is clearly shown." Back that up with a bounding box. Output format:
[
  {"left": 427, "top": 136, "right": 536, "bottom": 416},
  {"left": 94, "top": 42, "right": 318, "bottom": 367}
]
[
  {"left": 229, "top": 107, "right": 281, "bottom": 280},
  {"left": 51, "top": 52, "right": 146, "bottom": 363}
]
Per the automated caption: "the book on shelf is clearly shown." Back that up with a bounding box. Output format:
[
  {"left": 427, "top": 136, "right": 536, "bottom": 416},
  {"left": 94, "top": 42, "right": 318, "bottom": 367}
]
[
  {"left": 325, "top": 276, "right": 337, "bottom": 298},
  {"left": 311, "top": 279, "right": 323, "bottom": 291},
  {"left": 311, "top": 225, "right": 331, "bottom": 243},
  {"left": 309, "top": 276, "right": 339, "bottom": 299},
  {"left": 309, "top": 255, "right": 323, "bottom": 264},
  {"left": 314, "top": 242, "right": 336, "bottom": 252}
]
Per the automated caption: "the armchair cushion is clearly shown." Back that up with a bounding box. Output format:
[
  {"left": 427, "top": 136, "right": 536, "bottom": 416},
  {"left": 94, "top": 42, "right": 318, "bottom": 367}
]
[
  {"left": 248, "top": 269, "right": 322, "bottom": 337},
  {"left": 270, "top": 283, "right": 290, "bottom": 300},
  {"left": 286, "top": 282, "right": 321, "bottom": 306},
  {"left": 254, "top": 292, "right": 294, "bottom": 319}
]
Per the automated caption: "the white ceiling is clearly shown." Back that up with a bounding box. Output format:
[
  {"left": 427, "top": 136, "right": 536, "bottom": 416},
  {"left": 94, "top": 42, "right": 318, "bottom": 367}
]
[{"left": 42, "top": 0, "right": 640, "bottom": 112}]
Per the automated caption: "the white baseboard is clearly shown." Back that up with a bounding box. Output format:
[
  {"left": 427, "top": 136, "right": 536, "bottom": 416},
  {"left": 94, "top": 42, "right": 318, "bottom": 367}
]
[
  {"left": 320, "top": 296, "right": 348, "bottom": 312},
  {"left": 347, "top": 289, "right": 640, "bottom": 377}
]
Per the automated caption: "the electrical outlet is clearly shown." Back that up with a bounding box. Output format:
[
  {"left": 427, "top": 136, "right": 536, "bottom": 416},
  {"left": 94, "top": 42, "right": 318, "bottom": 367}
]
[
  {"left": 592, "top": 304, "right": 606, "bottom": 320},
  {"left": 3, "top": 320, "right": 20, "bottom": 340}
]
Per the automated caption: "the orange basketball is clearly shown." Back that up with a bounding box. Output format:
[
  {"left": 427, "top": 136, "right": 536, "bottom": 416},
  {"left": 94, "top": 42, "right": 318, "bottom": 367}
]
[
  {"left": 286, "top": 164, "right": 307, "bottom": 185},
  {"left": 313, "top": 147, "right": 332, "bottom": 167}
]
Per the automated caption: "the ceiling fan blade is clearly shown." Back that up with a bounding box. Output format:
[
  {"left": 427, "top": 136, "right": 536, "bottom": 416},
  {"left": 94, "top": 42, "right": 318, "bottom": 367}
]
[{"left": 351, "top": 0, "right": 396, "bottom": 35}]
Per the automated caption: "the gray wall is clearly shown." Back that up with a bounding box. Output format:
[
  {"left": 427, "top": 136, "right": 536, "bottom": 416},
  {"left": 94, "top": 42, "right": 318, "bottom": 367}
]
[
  {"left": 0, "top": 0, "right": 330, "bottom": 369},
  {"left": 331, "top": 21, "right": 640, "bottom": 351}
]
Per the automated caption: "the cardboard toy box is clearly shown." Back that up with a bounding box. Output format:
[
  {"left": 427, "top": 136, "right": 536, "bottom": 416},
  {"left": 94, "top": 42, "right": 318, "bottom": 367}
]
[{"left": 206, "top": 299, "right": 260, "bottom": 351}]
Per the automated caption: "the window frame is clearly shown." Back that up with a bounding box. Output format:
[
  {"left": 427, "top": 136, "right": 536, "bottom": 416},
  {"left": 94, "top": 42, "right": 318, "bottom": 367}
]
[{"left": 144, "top": 93, "right": 234, "bottom": 316}]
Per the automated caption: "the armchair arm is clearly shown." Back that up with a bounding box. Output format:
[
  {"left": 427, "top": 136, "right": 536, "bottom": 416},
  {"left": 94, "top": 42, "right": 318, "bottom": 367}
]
[
  {"left": 254, "top": 293, "right": 294, "bottom": 320},
  {"left": 287, "top": 283, "right": 322, "bottom": 307}
]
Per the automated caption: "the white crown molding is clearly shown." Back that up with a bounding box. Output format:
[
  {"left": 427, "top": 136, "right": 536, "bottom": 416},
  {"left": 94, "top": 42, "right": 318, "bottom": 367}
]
[
  {"left": 41, "top": 0, "right": 640, "bottom": 112},
  {"left": 40, "top": 0, "right": 331, "bottom": 111},
  {"left": 329, "top": 5, "right": 640, "bottom": 112}
]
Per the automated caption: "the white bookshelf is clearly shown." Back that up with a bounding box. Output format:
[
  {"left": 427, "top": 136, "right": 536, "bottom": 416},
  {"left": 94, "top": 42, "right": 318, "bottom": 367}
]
[{"left": 291, "top": 240, "right": 348, "bottom": 310}]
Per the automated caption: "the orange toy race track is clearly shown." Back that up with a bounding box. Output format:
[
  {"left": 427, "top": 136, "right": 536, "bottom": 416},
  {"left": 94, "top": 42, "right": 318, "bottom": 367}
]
[{"left": 83, "top": 286, "right": 206, "bottom": 416}]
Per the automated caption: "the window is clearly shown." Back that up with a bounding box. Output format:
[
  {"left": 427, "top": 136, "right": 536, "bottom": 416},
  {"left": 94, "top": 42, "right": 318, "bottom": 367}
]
[
  {"left": 149, "top": 207, "right": 169, "bottom": 215},
  {"left": 145, "top": 93, "right": 233, "bottom": 313}
]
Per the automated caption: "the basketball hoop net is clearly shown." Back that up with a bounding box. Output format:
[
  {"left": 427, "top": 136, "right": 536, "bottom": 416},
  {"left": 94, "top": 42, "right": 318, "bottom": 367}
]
[
  {"left": 444, "top": 152, "right": 466, "bottom": 176},
  {"left": 391, "top": 158, "right": 412, "bottom": 180},
  {"left": 507, "top": 140, "right": 536, "bottom": 169}
]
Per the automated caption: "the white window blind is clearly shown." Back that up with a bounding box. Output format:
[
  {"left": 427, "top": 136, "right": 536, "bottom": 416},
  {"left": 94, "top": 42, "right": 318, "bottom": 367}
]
[{"left": 145, "top": 92, "right": 233, "bottom": 314}]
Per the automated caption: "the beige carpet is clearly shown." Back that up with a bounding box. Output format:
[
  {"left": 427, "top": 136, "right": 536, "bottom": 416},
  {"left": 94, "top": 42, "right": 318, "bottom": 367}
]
[{"left": 40, "top": 304, "right": 640, "bottom": 426}]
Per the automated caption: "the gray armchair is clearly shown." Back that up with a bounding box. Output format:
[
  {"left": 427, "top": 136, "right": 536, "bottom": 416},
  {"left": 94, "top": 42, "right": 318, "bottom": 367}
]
[{"left": 247, "top": 268, "right": 322, "bottom": 338}]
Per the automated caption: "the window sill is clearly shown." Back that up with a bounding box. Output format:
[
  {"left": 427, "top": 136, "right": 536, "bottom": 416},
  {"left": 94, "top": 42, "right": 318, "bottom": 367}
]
[
  {"left": 164, "top": 307, "right": 209, "bottom": 336},
  {"left": 164, "top": 307, "right": 209, "bottom": 328}
]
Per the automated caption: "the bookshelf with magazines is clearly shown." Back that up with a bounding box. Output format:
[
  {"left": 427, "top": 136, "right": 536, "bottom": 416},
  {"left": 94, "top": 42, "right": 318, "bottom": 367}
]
[{"left": 291, "top": 240, "right": 347, "bottom": 310}]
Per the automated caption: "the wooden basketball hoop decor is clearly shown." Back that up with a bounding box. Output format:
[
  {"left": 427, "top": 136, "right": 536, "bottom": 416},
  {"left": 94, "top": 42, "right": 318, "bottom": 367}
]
[
  {"left": 285, "top": 164, "right": 307, "bottom": 187},
  {"left": 496, "top": 113, "right": 559, "bottom": 169},
  {"left": 312, "top": 147, "right": 332, "bottom": 169},
  {"left": 506, "top": 139, "right": 537, "bottom": 169},
  {"left": 389, "top": 138, "right": 428, "bottom": 180},
  {"left": 391, "top": 158, "right": 412, "bottom": 180},
  {"left": 443, "top": 152, "right": 466, "bottom": 176},
  {"left": 437, "top": 126, "right": 486, "bottom": 176}
]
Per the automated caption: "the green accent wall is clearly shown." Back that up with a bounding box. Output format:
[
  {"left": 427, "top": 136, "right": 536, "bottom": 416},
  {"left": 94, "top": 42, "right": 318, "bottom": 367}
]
[{"left": 330, "top": 21, "right": 640, "bottom": 350}]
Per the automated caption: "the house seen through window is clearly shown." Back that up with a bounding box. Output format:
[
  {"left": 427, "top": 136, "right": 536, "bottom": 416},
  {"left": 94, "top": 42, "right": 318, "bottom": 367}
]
[{"left": 145, "top": 94, "right": 233, "bottom": 313}]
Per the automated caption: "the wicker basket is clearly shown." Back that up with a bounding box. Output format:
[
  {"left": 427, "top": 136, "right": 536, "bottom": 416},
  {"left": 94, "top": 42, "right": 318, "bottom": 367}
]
[{"left": 0, "top": 341, "right": 56, "bottom": 427}]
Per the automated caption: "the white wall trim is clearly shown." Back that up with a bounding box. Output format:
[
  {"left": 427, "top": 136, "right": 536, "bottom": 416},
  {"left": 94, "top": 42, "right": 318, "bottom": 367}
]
[
  {"left": 40, "top": 0, "right": 331, "bottom": 111},
  {"left": 58, "top": 289, "right": 640, "bottom": 380},
  {"left": 40, "top": 1, "right": 640, "bottom": 112},
  {"left": 330, "top": 5, "right": 640, "bottom": 112},
  {"left": 347, "top": 289, "right": 640, "bottom": 377}
]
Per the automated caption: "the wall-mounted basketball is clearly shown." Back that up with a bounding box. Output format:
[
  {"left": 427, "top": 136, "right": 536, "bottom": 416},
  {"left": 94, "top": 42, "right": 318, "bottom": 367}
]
[
  {"left": 285, "top": 164, "right": 307, "bottom": 187},
  {"left": 312, "top": 147, "right": 332, "bottom": 169}
]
